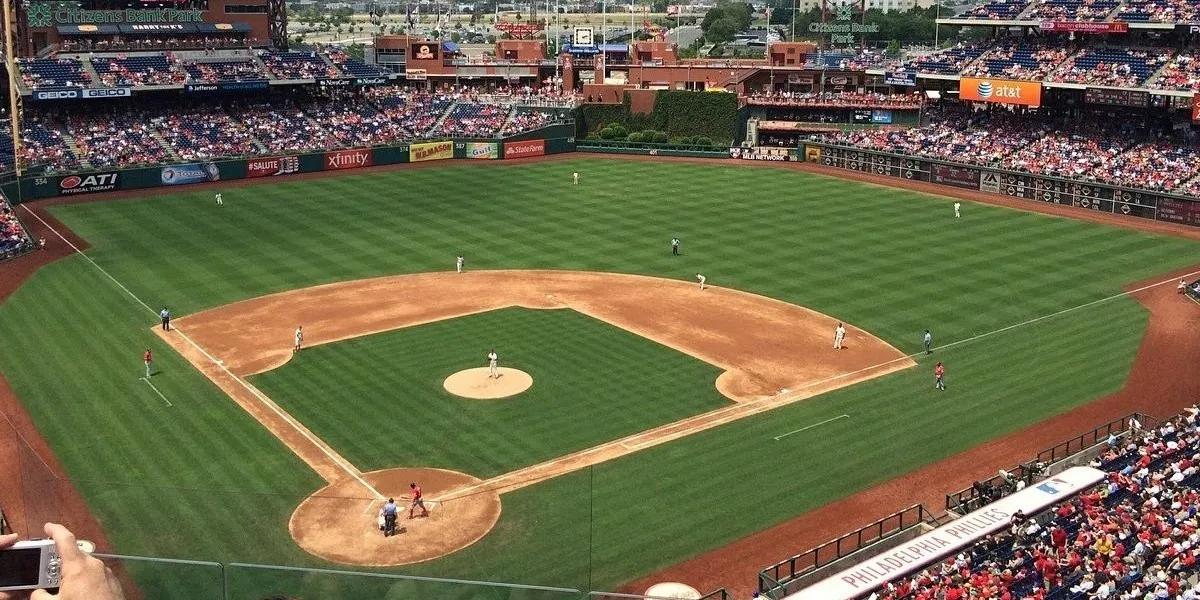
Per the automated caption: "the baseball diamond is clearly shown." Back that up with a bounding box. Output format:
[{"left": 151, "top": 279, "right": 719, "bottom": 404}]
[{"left": 2, "top": 31, "right": 1200, "bottom": 598}]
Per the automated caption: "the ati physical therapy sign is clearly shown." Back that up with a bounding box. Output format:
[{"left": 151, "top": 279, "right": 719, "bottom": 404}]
[
  {"left": 787, "top": 466, "right": 1105, "bottom": 600},
  {"left": 959, "top": 77, "right": 1042, "bottom": 107},
  {"left": 27, "top": 2, "right": 203, "bottom": 27}
]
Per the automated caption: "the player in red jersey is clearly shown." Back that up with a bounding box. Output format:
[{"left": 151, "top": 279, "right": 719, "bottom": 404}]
[
  {"left": 934, "top": 362, "right": 946, "bottom": 391},
  {"left": 408, "top": 482, "right": 429, "bottom": 519}
]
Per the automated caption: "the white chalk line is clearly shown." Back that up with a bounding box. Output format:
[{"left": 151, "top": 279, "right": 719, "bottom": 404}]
[
  {"left": 22, "top": 205, "right": 385, "bottom": 501},
  {"left": 773, "top": 414, "right": 849, "bottom": 441},
  {"left": 138, "top": 377, "right": 173, "bottom": 407}
]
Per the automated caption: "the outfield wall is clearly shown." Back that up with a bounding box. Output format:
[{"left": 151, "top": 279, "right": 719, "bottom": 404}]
[
  {"left": 802, "top": 143, "right": 1200, "bottom": 228},
  {"left": 4, "top": 126, "right": 576, "bottom": 203}
]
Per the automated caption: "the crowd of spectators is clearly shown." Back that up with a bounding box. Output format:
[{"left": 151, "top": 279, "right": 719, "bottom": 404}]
[
  {"left": 870, "top": 409, "right": 1200, "bottom": 599},
  {"left": 17, "top": 58, "right": 92, "bottom": 89},
  {"left": 820, "top": 105, "right": 1200, "bottom": 194},
  {"left": 151, "top": 108, "right": 261, "bottom": 161},
  {"left": 963, "top": 40, "right": 1076, "bottom": 81},
  {"left": 183, "top": 59, "right": 269, "bottom": 83},
  {"left": 0, "top": 199, "right": 32, "bottom": 260},
  {"left": 1149, "top": 50, "right": 1200, "bottom": 91},
  {"left": 1115, "top": 0, "right": 1199, "bottom": 21},
  {"left": 744, "top": 91, "right": 923, "bottom": 109},
  {"left": 1026, "top": 0, "right": 1119, "bottom": 20},
  {"left": 906, "top": 42, "right": 989, "bottom": 75},
  {"left": 64, "top": 111, "right": 171, "bottom": 169},
  {"left": 435, "top": 102, "right": 511, "bottom": 137},
  {"left": 500, "top": 110, "right": 554, "bottom": 136},
  {"left": 1049, "top": 47, "right": 1171, "bottom": 88},
  {"left": 58, "top": 35, "right": 258, "bottom": 53},
  {"left": 91, "top": 56, "right": 183, "bottom": 87},
  {"left": 260, "top": 50, "right": 339, "bottom": 80},
  {"left": 962, "top": 0, "right": 1033, "bottom": 18}
]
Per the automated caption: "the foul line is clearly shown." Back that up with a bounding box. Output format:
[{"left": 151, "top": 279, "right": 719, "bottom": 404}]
[
  {"left": 22, "top": 205, "right": 385, "bottom": 501},
  {"left": 138, "top": 377, "right": 173, "bottom": 407},
  {"left": 773, "top": 414, "right": 850, "bottom": 441}
]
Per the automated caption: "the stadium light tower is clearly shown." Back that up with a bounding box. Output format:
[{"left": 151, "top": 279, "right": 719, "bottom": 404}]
[{"left": 3, "top": 0, "right": 24, "bottom": 195}]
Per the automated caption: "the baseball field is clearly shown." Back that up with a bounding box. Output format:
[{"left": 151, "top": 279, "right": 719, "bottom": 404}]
[{"left": 2, "top": 155, "right": 1200, "bottom": 598}]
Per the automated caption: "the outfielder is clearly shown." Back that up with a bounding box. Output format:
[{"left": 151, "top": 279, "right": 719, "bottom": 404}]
[
  {"left": 456, "top": 255, "right": 464, "bottom": 273},
  {"left": 215, "top": 193, "right": 223, "bottom": 206},
  {"left": 143, "top": 349, "right": 153, "bottom": 378},
  {"left": 934, "top": 362, "right": 946, "bottom": 391},
  {"left": 293, "top": 326, "right": 303, "bottom": 353},
  {"left": 696, "top": 273, "right": 706, "bottom": 290},
  {"left": 833, "top": 322, "right": 846, "bottom": 350},
  {"left": 954, "top": 202, "right": 961, "bottom": 218},
  {"left": 572, "top": 172, "right": 579, "bottom": 185},
  {"left": 671, "top": 237, "right": 681, "bottom": 256},
  {"left": 487, "top": 349, "right": 499, "bottom": 378}
]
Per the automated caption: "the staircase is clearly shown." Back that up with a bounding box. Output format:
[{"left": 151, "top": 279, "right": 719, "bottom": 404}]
[
  {"left": 147, "top": 129, "right": 181, "bottom": 163},
  {"left": 1141, "top": 51, "right": 1177, "bottom": 89},
  {"left": 79, "top": 57, "right": 102, "bottom": 87},
  {"left": 429, "top": 100, "right": 458, "bottom": 135},
  {"left": 498, "top": 107, "right": 516, "bottom": 135},
  {"left": 249, "top": 53, "right": 276, "bottom": 81}
]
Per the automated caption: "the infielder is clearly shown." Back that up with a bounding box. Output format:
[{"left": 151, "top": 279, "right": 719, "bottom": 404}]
[
  {"left": 954, "top": 202, "right": 961, "bottom": 218},
  {"left": 696, "top": 273, "right": 706, "bottom": 290},
  {"left": 833, "top": 322, "right": 846, "bottom": 350},
  {"left": 409, "top": 482, "right": 429, "bottom": 518},
  {"left": 215, "top": 193, "right": 223, "bottom": 206},
  {"left": 293, "top": 326, "right": 303, "bottom": 353},
  {"left": 456, "top": 255, "right": 464, "bottom": 273},
  {"left": 572, "top": 172, "right": 579, "bottom": 185},
  {"left": 923, "top": 329, "right": 933, "bottom": 354},
  {"left": 143, "top": 349, "right": 153, "bottom": 378},
  {"left": 487, "top": 349, "right": 499, "bottom": 378}
]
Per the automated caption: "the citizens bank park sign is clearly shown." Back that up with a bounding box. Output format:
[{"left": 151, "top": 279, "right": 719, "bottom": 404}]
[
  {"left": 27, "top": 2, "right": 203, "bottom": 27},
  {"left": 787, "top": 467, "right": 1105, "bottom": 600}
]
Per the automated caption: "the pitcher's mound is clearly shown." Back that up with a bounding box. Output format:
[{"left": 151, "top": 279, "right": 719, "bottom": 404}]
[
  {"left": 443, "top": 367, "right": 532, "bottom": 399},
  {"left": 289, "top": 467, "right": 501, "bottom": 567}
]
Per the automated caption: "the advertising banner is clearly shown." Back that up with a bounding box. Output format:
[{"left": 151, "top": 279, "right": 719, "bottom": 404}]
[
  {"left": 1039, "top": 20, "right": 1128, "bottom": 33},
  {"left": 504, "top": 139, "right": 546, "bottom": 159},
  {"left": 804, "top": 146, "right": 822, "bottom": 162},
  {"left": 465, "top": 142, "right": 499, "bottom": 159},
  {"left": 959, "top": 77, "right": 1042, "bottom": 107},
  {"left": 884, "top": 71, "right": 916, "bottom": 86},
  {"left": 33, "top": 87, "right": 132, "bottom": 101},
  {"left": 931, "top": 164, "right": 980, "bottom": 189},
  {"left": 410, "top": 42, "right": 439, "bottom": 60},
  {"left": 324, "top": 148, "right": 373, "bottom": 170},
  {"left": 161, "top": 162, "right": 219, "bottom": 185},
  {"left": 247, "top": 156, "right": 300, "bottom": 178},
  {"left": 317, "top": 77, "right": 353, "bottom": 87},
  {"left": 979, "top": 171, "right": 1000, "bottom": 194},
  {"left": 404, "top": 69, "right": 427, "bottom": 80},
  {"left": 1159, "top": 198, "right": 1200, "bottom": 226},
  {"left": 789, "top": 467, "right": 1106, "bottom": 600},
  {"left": 410, "top": 141, "right": 454, "bottom": 162},
  {"left": 871, "top": 110, "right": 893, "bottom": 124},
  {"left": 729, "top": 147, "right": 790, "bottom": 161},
  {"left": 57, "top": 172, "right": 119, "bottom": 195},
  {"left": 354, "top": 77, "right": 389, "bottom": 86}
]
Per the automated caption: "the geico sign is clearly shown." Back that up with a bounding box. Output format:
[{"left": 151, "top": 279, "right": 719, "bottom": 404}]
[{"left": 35, "top": 90, "right": 80, "bottom": 100}]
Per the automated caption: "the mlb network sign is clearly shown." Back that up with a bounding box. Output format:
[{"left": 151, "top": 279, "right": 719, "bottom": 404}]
[{"left": 959, "top": 77, "right": 1042, "bottom": 107}]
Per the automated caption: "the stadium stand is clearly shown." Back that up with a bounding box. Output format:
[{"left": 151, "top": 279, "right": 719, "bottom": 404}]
[
  {"left": 1025, "top": 0, "right": 1120, "bottom": 20},
  {"left": 1049, "top": 46, "right": 1171, "bottom": 87},
  {"left": 744, "top": 91, "right": 923, "bottom": 109},
  {"left": 323, "top": 47, "right": 388, "bottom": 77},
  {"left": 1114, "top": 0, "right": 1199, "bottom": 22},
  {"left": 501, "top": 109, "right": 554, "bottom": 136},
  {"left": 962, "top": 0, "right": 1034, "bottom": 19},
  {"left": 64, "top": 111, "right": 171, "bottom": 169},
  {"left": 261, "top": 50, "right": 337, "bottom": 80},
  {"left": 183, "top": 58, "right": 270, "bottom": 83},
  {"left": 962, "top": 40, "right": 1076, "bottom": 80},
  {"left": 0, "top": 195, "right": 33, "bottom": 260},
  {"left": 151, "top": 108, "right": 261, "bottom": 161},
  {"left": 435, "top": 102, "right": 511, "bottom": 138},
  {"left": 17, "top": 57, "right": 92, "bottom": 89},
  {"left": 91, "top": 55, "right": 183, "bottom": 87},
  {"left": 906, "top": 43, "right": 989, "bottom": 75},
  {"left": 1149, "top": 50, "right": 1200, "bottom": 91},
  {"left": 867, "top": 408, "right": 1200, "bottom": 600}
]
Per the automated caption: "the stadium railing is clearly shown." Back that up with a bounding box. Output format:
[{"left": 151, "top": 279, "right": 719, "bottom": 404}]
[
  {"left": 943, "top": 412, "right": 1155, "bottom": 513},
  {"left": 576, "top": 139, "right": 731, "bottom": 158},
  {"left": 757, "top": 504, "right": 930, "bottom": 598},
  {"left": 587, "top": 589, "right": 729, "bottom": 600}
]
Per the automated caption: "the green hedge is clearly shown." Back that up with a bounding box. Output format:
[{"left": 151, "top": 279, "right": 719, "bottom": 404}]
[{"left": 575, "top": 91, "right": 739, "bottom": 145}]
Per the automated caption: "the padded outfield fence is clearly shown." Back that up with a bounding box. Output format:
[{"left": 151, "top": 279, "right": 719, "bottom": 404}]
[
  {"left": 801, "top": 142, "right": 1200, "bottom": 228},
  {"left": 757, "top": 504, "right": 931, "bottom": 598}
]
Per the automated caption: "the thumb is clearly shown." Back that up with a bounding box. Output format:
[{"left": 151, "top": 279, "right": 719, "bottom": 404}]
[{"left": 30, "top": 589, "right": 56, "bottom": 600}]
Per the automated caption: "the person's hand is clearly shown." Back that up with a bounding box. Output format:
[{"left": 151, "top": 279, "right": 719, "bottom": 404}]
[
  {"left": 30, "top": 523, "right": 125, "bottom": 600},
  {"left": 0, "top": 532, "right": 22, "bottom": 600}
]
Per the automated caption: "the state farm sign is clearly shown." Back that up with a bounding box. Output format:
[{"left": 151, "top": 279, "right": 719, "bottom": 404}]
[
  {"left": 503, "top": 139, "right": 546, "bottom": 159},
  {"left": 58, "top": 172, "right": 119, "bottom": 195},
  {"left": 324, "top": 149, "right": 372, "bottom": 171}
]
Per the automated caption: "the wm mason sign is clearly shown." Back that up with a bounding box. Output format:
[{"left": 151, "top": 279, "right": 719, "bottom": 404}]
[
  {"left": 808, "top": 3, "right": 879, "bottom": 45},
  {"left": 27, "top": 2, "right": 204, "bottom": 27}
]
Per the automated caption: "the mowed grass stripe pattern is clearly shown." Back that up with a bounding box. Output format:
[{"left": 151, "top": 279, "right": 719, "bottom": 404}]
[
  {"left": 0, "top": 158, "right": 1190, "bottom": 595},
  {"left": 251, "top": 308, "right": 729, "bottom": 478}
]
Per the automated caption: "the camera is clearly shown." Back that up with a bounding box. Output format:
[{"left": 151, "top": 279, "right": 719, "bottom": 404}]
[{"left": 0, "top": 538, "right": 61, "bottom": 592}]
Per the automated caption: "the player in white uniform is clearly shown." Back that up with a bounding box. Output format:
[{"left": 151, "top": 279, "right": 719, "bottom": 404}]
[
  {"left": 215, "top": 193, "right": 223, "bottom": 206},
  {"left": 953, "top": 202, "right": 961, "bottom": 218},
  {"left": 572, "top": 172, "right": 579, "bottom": 185},
  {"left": 833, "top": 322, "right": 846, "bottom": 350},
  {"left": 696, "top": 273, "right": 706, "bottom": 290},
  {"left": 293, "top": 326, "right": 303, "bottom": 353},
  {"left": 487, "top": 349, "right": 499, "bottom": 378},
  {"left": 456, "top": 255, "right": 464, "bottom": 273}
]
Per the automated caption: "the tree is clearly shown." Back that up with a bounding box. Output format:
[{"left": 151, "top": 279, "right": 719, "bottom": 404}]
[
  {"left": 650, "top": 0, "right": 667, "bottom": 11},
  {"left": 699, "top": 0, "right": 751, "bottom": 44}
]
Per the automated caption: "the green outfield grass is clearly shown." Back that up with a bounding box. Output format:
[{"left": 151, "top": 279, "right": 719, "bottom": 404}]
[
  {"left": 251, "top": 307, "right": 730, "bottom": 477},
  {"left": 1, "top": 157, "right": 1199, "bottom": 598}
]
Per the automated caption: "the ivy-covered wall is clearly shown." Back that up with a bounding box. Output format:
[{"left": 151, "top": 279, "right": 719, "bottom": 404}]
[{"left": 576, "top": 90, "right": 740, "bottom": 145}]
